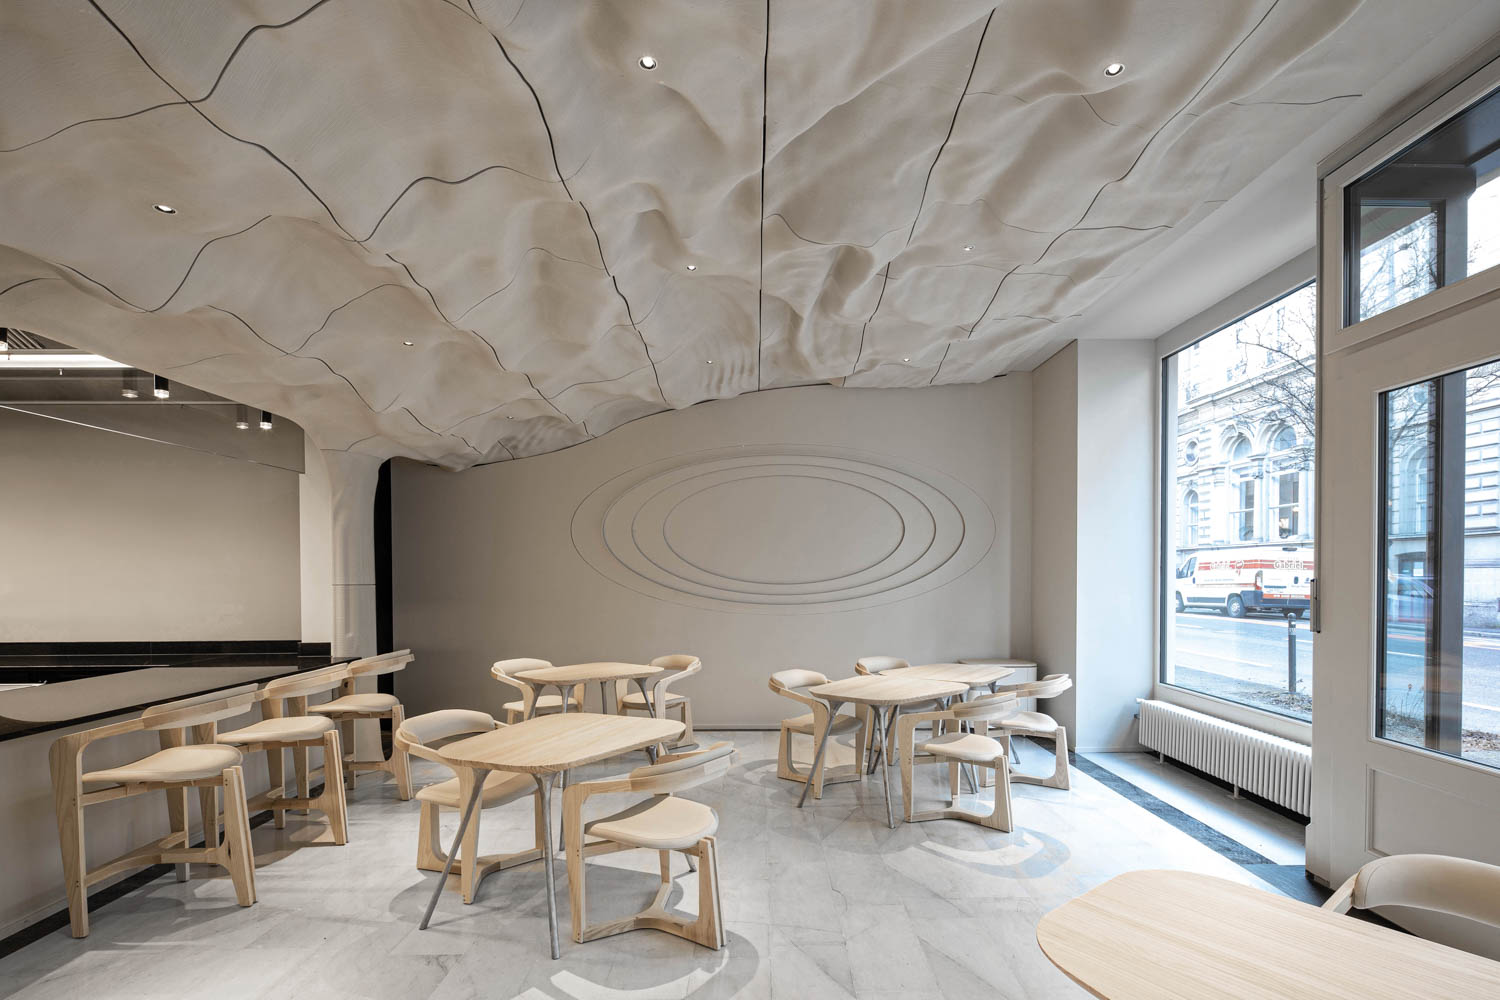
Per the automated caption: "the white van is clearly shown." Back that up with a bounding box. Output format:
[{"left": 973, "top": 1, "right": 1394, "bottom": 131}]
[{"left": 1173, "top": 545, "right": 1313, "bottom": 618}]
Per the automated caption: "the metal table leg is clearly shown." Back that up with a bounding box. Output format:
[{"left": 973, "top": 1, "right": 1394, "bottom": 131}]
[
  {"left": 634, "top": 678, "right": 659, "bottom": 763},
  {"left": 797, "top": 699, "right": 844, "bottom": 807},
  {"left": 419, "top": 773, "right": 486, "bottom": 930},
  {"left": 534, "top": 773, "right": 561, "bottom": 959},
  {"left": 879, "top": 708, "right": 900, "bottom": 829}
]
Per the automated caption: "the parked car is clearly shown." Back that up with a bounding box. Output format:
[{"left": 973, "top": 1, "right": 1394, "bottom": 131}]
[{"left": 1174, "top": 545, "right": 1313, "bottom": 618}]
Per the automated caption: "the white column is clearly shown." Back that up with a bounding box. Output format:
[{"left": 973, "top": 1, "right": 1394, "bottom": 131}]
[{"left": 324, "top": 450, "right": 383, "bottom": 759}]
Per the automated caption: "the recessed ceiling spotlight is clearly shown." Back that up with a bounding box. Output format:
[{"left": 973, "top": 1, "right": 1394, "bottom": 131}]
[
  {"left": 1104, "top": 62, "right": 1125, "bottom": 77},
  {"left": 685, "top": 264, "right": 697, "bottom": 271},
  {"left": 402, "top": 340, "right": 414, "bottom": 346},
  {"left": 235, "top": 404, "right": 251, "bottom": 430},
  {"left": 963, "top": 245, "right": 974, "bottom": 252},
  {"left": 152, "top": 203, "right": 176, "bottom": 214},
  {"left": 121, "top": 387, "right": 139, "bottom": 399},
  {"left": 705, "top": 359, "right": 714, "bottom": 364},
  {"left": 638, "top": 55, "right": 658, "bottom": 70},
  {"left": 903, "top": 357, "right": 911, "bottom": 362}
]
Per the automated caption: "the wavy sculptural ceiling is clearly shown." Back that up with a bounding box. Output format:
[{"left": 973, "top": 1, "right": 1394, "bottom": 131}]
[{"left": 0, "top": 0, "right": 1477, "bottom": 468}]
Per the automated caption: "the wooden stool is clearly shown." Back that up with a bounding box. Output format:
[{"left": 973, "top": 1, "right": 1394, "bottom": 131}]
[
  {"left": 218, "top": 664, "right": 350, "bottom": 842},
  {"left": 309, "top": 649, "right": 414, "bottom": 800},
  {"left": 49, "top": 684, "right": 261, "bottom": 937}
]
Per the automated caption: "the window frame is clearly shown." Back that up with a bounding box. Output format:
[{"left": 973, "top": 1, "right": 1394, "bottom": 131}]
[
  {"left": 1157, "top": 278, "right": 1318, "bottom": 725},
  {"left": 1323, "top": 59, "right": 1500, "bottom": 355}
]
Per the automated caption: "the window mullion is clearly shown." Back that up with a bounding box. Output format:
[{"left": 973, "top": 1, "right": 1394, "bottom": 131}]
[{"left": 1431, "top": 371, "right": 1467, "bottom": 753}]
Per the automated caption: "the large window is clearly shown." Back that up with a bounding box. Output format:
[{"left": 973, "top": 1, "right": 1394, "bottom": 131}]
[
  {"left": 1346, "top": 85, "right": 1500, "bottom": 325},
  {"left": 1378, "top": 359, "right": 1500, "bottom": 769},
  {"left": 1162, "top": 283, "right": 1316, "bottom": 720}
]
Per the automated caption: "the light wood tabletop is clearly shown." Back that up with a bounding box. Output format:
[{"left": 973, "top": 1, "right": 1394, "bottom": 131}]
[
  {"left": 958, "top": 657, "right": 1037, "bottom": 668},
  {"left": 514, "top": 662, "right": 664, "bottom": 686},
  {"left": 808, "top": 674, "right": 967, "bottom": 707},
  {"left": 1036, "top": 869, "right": 1500, "bottom": 999},
  {"left": 439, "top": 712, "right": 684, "bottom": 774},
  {"left": 884, "top": 662, "right": 1017, "bottom": 686}
]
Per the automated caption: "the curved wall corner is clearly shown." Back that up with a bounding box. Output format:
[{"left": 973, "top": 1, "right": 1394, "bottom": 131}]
[{"left": 571, "top": 445, "right": 996, "bottom": 614}]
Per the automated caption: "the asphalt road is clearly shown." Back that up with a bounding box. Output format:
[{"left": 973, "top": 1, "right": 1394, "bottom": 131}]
[{"left": 1169, "top": 610, "right": 1500, "bottom": 734}]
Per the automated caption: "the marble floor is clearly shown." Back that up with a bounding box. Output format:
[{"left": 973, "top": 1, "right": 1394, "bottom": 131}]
[
  {"left": 0, "top": 732, "right": 1297, "bottom": 1000},
  {"left": 1082, "top": 751, "right": 1306, "bottom": 866}
]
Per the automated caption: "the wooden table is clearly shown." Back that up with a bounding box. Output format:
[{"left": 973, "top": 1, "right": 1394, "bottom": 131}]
[
  {"left": 418, "top": 712, "right": 684, "bottom": 958},
  {"left": 801, "top": 674, "right": 967, "bottom": 827},
  {"left": 882, "top": 662, "right": 1017, "bottom": 687},
  {"left": 1036, "top": 869, "right": 1500, "bottom": 999},
  {"left": 513, "top": 662, "right": 665, "bottom": 720}
]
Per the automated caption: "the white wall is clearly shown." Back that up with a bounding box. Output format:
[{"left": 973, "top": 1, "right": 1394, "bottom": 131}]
[
  {"left": 0, "top": 409, "right": 301, "bottom": 642},
  {"left": 1028, "top": 340, "right": 1156, "bottom": 751},
  {"left": 1030, "top": 343, "right": 1079, "bottom": 734},
  {"left": 391, "top": 380, "right": 1033, "bottom": 726},
  {"left": 299, "top": 438, "right": 333, "bottom": 645}
]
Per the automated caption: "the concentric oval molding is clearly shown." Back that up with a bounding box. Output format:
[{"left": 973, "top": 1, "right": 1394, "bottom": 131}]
[{"left": 571, "top": 445, "right": 995, "bottom": 614}]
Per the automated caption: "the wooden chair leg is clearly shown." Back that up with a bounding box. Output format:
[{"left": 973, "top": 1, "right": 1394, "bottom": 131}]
[
  {"left": 565, "top": 791, "right": 587, "bottom": 944},
  {"left": 459, "top": 771, "right": 481, "bottom": 903},
  {"left": 165, "top": 786, "right": 191, "bottom": 880},
  {"left": 198, "top": 785, "right": 220, "bottom": 852},
  {"left": 417, "top": 801, "right": 445, "bottom": 872},
  {"left": 340, "top": 719, "right": 356, "bottom": 791},
  {"left": 679, "top": 699, "right": 694, "bottom": 746},
  {"left": 948, "top": 761, "right": 960, "bottom": 803},
  {"left": 696, "top": 838, "right": 723, "bottom": 950},
  {"left": 1047, "top": 727, "right": 1071, "bottom": 790},
  {"left": 293, "top": 744, "right": 312, "bottom": 816},
  {"left": 390, "top": 707, "right": 413, "bottom": 801},
  {"left": 221, "top": 767, "right": 257, "bottom": 906},
  {"left": 267, "top": 744, "right": 287, "bottom": 829},
  {"left": 322, "top": 730, "right": 349, "bottom": 845},
  {"left": 48, "top": 744, "right": 88, "bottom": 938},
  {"left": 986, "top": 759, "right": 1014, "bottom": 832}
]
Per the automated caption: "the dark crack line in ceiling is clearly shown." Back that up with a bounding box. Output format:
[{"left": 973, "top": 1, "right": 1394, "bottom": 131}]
[
  {"left": 932, "top": 0, "right": 1285, "bottom": 385},
  {"left": 857, "top": 9, "right": 993, "bottom": 380},
  {"left": 756, "top": 0, "right": 770, "bottom": 392},
  {"left": 85, "top": 1, "right": 357, "bottom": 242}
]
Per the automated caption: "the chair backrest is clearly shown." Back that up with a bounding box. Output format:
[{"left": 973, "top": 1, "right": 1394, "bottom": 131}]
[
  {"left": 394, "top": 709, "right": 498, "bottom": 763},
  {"left": 769, "top": 668, "right": 829, "bottom": 696},
  {"left": 140, "top": 683, "right": 259, "bottom": 731},
  {"left": 1013, "top": 673, "right": 1071, "bottom": 700},
  {"left": 492, "top": 658, "right": 552, "bottom": 687},
  {"left": 261, "top": 663, "right": 349, "bottom": 702},
  {"left": 347, "top": 649, "right": 414, "bottom": 678},
  {"left": 1327, "top": 854, "right": 1500, "bottom": 938},
  {"left": 651, "top": 654, "right": 701, "bottom": 676},
  {"left": 950, "top": 692, "right": 1017, "bottom": 722},
  {"left": 628, "top": 741, "right": 735, "bottom": 794},
  {"left": 855, "top": 656, "right": 908, "bottom": 675}
]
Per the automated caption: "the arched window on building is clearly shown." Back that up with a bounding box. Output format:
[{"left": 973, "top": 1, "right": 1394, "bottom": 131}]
[
  {"left": 1271, "top": 427, "right": 1301, "bottom": 538},
  {"left": 1228, "top": 435, "right": 1256, "bottom": 540},
  {"left": 1182, "top": 490, "right": 1199, "bottom": 547},
  {"left": 1401, "top": 451, "right": 1432, "bottom": 536}
]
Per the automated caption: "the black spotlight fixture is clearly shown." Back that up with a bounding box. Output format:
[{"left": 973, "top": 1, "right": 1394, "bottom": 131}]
[
  {"left": 259, "top": 410, "right": 274, "bottom": 430},
  {"left": 152, "top": 374, "right": 170, "bottom": 399}
]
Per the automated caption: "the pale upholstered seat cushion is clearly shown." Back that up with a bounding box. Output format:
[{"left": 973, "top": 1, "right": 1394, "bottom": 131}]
[
  {"left": 619, "top": 689, "right": 687, "bottom": 708},
  {"left": 586, "top": 796, "right": 718, "bottom": 851},
  {"left": 218, "top": 715, "right": 336, "bottom": 744},
  {"left": 917, "top": 732, "right": 1006, "bottom": 764},
  {"left": 999, "top": 710, "right": 1059, "bottom": 734},
  {"left": 309, "top": 692, "right": 400, "bottom": 715},
  {"left": 501, "top": 692, "right": 581, "bottom": 713},
  {"left": 784, "top": 712, "right": 863, "bottom": 736},
  {"left": 82, "top": 745, "right": 243, "bottom": 785},
  {"left": 416, "top": 769, "right": 534, "bottom": 809}
]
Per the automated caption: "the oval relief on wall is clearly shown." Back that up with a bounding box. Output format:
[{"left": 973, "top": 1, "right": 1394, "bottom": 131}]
[{"left": 571, "top": 445, "right": 995, "bottom": 614}]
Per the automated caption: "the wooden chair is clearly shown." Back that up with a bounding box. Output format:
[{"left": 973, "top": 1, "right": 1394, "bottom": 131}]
[
  {"left": 309, "top": 649, "right": 414, "bottom": 799},
  {"left": 1324, "top": 853, "right": 1500, "bottom": 952},
  {"left": 992, "top": 674, "right": 1073, "bottom": 789},
  {"left": 563, "top": 742, "right": 734, "bottom": 948},
  {"left": 393, "top": 709, "right": 547, "bottom": 903},
  {"left": 898, "top": 692, "right": 1018, "bottom": 831},
  {"left": 491, "top": 657, "right": 584, "bottom": 722},
  {"left": 769, "top": 669, "right": 868, "bottom": 799},
  {"left": 49, "top": 684, "right": 260, "bottom": 938},
  {"left": 617, "top": 654, "right": 700, "bottom": 746},
  {"left": 855, "top": 656, "right": 938, "bottom": 772},
  {"left": 217, "top": 665, "right": 349, "bottom": 843}
]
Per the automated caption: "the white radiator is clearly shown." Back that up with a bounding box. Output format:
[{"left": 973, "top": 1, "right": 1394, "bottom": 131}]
[{"left": 1136, "top": 699, "right": 1311, "bottom": 816}]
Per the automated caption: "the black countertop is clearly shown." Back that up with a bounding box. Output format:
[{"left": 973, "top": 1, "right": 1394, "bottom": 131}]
[{"left": 0, "top": 643, "right": 347, "bottom": 743}]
